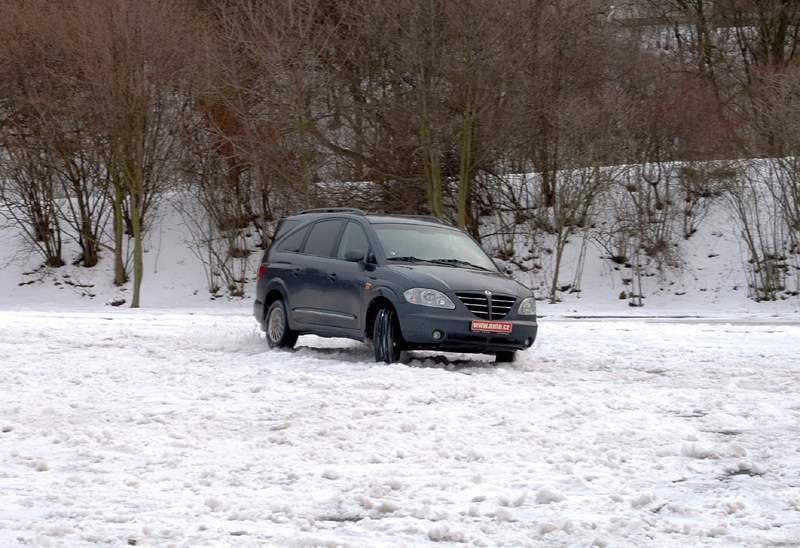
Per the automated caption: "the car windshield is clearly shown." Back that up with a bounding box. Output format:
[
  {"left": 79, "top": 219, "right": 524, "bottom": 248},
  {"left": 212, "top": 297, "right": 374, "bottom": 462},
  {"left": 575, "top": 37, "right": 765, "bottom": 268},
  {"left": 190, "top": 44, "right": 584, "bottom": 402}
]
[{"left": 374, "top": 223, "right": 497, "bottom": 272}]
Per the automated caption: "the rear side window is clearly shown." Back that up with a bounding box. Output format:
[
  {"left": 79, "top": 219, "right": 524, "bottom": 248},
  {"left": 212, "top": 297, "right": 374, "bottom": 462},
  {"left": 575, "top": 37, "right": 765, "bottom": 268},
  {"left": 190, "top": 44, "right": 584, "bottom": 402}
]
[
  {"left": 276, "top": 225, "right": 309, "bottom": 253},
  {"left": 273, "top": 219, "right": 298, "bottom": 240},
  {"left": 336, "top": 222, "right": 370, "bottom": 259},
  {"left": 304, "top": 219, "right": 345, "bottom": 257}
]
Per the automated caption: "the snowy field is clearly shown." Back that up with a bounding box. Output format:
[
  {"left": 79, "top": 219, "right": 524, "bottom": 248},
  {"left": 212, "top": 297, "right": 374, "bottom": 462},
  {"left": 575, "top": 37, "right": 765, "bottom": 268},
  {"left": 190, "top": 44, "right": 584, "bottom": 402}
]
[{"left": 1, "top": 310, "right": 799, "bottom": 547}]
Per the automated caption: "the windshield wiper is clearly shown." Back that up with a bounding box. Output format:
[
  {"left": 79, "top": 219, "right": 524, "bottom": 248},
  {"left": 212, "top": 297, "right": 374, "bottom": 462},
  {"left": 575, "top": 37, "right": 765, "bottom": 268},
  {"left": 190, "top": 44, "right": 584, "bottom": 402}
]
[
  {"left": 426, "top": 258, "right": 493, "bottom": 272},
  {"left": 386, "top": 256, "right": 423, "bottom": 263}
]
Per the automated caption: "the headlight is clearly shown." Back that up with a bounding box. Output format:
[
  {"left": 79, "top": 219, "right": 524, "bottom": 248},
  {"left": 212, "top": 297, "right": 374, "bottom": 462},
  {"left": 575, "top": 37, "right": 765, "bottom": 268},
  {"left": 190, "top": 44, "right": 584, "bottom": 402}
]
[
  {"left": 518, "top": 296, "right": 537, "bottom": 315},
  {"left": 403, "top": 288, "right": 455, "bottom": 309}
]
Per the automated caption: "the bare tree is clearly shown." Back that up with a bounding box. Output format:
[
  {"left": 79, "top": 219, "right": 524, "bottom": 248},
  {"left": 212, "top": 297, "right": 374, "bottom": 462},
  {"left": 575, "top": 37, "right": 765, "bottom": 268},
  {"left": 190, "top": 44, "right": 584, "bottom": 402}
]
[
  {"left": 52, "top": 0, "right": 196, "bottom": 307},
  {"left": 0, "top": 133, "right": 65, "bottom": 267},
  {"left": 0, "top": 2, "right": 69, "bottom": 268}
]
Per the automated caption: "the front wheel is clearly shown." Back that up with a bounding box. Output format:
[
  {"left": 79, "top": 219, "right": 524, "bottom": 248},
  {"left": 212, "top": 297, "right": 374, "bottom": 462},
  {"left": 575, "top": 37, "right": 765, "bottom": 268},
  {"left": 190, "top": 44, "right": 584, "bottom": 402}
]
[
  {"left": 265, "top": 299, "right": 298, "bottom": 349},
  {"left": 373, "top": 307, "right": 408, "bottom": 364},
  {"left": 495, "top": 351, "right": 517, "bottom": 363}
]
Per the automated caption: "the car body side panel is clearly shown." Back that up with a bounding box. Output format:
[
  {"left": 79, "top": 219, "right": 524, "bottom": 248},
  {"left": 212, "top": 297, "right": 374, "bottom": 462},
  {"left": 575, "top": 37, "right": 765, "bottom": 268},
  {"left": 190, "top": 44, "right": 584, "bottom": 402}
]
[
  {"left": 294, "top": 254, "right": 355, "bottom": 329},
  {"left": 327, "top": 260, "right": 372, "bottom": 330}
]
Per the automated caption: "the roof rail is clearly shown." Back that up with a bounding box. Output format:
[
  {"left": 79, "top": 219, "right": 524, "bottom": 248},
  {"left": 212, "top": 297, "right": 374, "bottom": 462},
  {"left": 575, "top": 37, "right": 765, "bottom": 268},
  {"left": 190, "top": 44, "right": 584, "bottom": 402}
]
[
  {"left": 298, "top": 207, "right": 366, "bottom": 216},
  {"left": 388, "top": 214, "right": 448, "bottom": 225}
]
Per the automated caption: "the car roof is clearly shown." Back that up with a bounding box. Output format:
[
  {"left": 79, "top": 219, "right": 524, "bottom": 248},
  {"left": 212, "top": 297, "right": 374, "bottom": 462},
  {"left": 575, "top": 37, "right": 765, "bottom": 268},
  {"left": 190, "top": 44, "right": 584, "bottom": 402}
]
[
  {"left": 366, "top": 215, "right": 449, "bottom": 228},
  {"left": 283, "top": 211, "right": 451, "bottom": 229}
]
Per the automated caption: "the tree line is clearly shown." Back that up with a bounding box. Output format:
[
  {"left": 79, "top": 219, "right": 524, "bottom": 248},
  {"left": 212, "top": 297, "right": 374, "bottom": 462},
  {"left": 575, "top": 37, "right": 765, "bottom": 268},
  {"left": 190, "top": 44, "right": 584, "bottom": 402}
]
[{"left": 1, "top": 0, "right": 799, "bottom": 306}]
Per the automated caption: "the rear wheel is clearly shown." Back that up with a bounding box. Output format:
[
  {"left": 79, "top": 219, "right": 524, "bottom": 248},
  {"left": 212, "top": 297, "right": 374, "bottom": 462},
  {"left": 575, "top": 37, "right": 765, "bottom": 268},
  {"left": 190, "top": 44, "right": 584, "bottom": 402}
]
[
  {"left": 495, "top": 351, "right": 517, "bottom": 363},
  {"left": 265, "top": 299, "right": 298, "bottom": 349},
  {"left": 373, "top": 307, "right": 407, "bottom": 363}
]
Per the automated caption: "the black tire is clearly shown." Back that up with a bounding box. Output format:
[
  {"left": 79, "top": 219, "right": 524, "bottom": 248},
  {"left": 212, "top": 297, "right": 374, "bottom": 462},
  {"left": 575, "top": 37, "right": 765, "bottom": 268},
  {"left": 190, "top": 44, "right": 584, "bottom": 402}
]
[
  {"left": 265, "top": 299, "right": 298, "bottom": 349},
  {"left": 495, "top": 351, "right": 517, "bottom": 363},
  {"left": 373, "top": 307, "right": 406, "bottom": 364}
]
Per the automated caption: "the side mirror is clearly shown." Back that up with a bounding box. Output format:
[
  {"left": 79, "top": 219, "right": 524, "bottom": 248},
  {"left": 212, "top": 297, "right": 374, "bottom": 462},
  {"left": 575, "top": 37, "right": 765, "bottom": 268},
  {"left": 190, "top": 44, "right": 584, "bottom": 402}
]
[{"left": 344, "top": 248, "right": 366, "bottom": 263}]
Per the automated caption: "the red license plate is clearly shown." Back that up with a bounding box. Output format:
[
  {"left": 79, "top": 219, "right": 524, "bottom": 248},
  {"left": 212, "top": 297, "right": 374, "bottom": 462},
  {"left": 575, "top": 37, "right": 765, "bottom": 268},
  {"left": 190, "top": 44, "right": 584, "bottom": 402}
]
[{"left": 470, "top": 320, "right": 513, "bottom": 334}]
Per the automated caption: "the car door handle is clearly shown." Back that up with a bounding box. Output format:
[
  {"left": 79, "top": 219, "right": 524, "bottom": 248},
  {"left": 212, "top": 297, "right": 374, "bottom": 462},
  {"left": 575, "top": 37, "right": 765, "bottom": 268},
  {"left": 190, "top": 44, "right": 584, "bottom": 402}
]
[{"left": 328, "top": 272, "right": 337, "bottom": 282}]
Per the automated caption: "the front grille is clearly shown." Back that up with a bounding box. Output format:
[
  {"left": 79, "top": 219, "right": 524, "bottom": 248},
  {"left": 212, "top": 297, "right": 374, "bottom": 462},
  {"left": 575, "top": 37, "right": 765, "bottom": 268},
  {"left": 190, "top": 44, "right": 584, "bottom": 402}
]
[{"left": 455, "top": 292, "right": 516, "bottom": 320}]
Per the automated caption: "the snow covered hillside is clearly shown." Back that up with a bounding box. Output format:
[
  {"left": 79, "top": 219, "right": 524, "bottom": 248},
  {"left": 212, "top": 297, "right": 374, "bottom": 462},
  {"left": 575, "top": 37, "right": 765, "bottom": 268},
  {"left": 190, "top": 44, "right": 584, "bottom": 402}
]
[
  {"left": 1, "top": 311, "right": 798, "bottom": 546},
  {"left": 0, "top": 192, "right": 798, "bottom": 317}
]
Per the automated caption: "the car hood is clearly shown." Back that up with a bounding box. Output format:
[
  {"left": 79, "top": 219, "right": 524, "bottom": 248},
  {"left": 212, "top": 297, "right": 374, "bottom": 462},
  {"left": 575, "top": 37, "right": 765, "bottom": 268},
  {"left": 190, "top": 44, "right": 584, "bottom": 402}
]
[{"left": 389, "top": 264, "right": 530, "bottom": 296}]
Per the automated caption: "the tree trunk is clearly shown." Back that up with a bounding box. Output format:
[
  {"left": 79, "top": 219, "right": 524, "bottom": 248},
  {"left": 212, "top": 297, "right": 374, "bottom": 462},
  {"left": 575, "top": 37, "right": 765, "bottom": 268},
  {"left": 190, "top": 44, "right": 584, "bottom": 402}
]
[
  {"left": 111, "top": 164, "right": 126, "bottom": 286},
  {"left": 75, "top": 187, "right": 99, "bottom": 267},
  {"left": 128, "top": 162, "right": 144, "bottom": 308},
  {"left": 81, "top": 216, "right": 98, "bottom": 267},
  {"left": 542, "top": 167, "right": 555, "bottom": 210},
  {"left": 298, "top": 114, "right": 311, "bottom": 209},
  {"left": 419, "top": 115, "right": 443, "bottom": 219},
  {"left": 549, "top": 236, "right": 563, "bottom": 304},
  {"left": 457, "top": 109, "right": 473, "bottom": 228}
]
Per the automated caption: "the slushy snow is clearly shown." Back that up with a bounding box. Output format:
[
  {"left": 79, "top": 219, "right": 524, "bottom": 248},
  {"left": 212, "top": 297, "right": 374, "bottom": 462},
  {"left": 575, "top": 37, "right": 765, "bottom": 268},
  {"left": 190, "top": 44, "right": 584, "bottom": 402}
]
[{"left": 1, "top": 310, "right": 798, "bottom": 546}]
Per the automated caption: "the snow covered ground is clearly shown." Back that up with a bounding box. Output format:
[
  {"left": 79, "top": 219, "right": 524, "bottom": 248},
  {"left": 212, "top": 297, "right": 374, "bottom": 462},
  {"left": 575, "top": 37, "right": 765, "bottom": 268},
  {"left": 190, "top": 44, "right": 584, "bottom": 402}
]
[
  {"left": 1, "top": 180, "right": 799, "bottom": 546},
  {"left": 1, "top": 310, "right": 798, "bottom": 547}
]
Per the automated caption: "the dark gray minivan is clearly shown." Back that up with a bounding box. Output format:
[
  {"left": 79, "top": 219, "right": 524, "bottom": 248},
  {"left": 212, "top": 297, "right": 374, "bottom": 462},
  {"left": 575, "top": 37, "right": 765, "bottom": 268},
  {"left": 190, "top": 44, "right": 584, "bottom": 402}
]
[{"left": 254, "top": 209, "right": 538, "bottom": 363}]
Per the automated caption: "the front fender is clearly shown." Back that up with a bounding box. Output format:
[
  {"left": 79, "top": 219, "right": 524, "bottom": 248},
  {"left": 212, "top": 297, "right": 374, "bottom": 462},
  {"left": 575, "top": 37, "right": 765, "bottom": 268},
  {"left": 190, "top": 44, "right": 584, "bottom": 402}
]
[
  {"left": 361, "top": 284, "right": 404, "bottom": 333},
  {"left": 368, "top": 284, "right": 403, "bottom": 304}
]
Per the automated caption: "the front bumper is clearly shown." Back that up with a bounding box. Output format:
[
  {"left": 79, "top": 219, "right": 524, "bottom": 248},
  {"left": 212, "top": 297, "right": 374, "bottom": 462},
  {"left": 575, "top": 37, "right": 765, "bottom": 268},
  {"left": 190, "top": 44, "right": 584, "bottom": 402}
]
[{"left": 395, "top": 303, "right": 538, "bottom": 353}]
